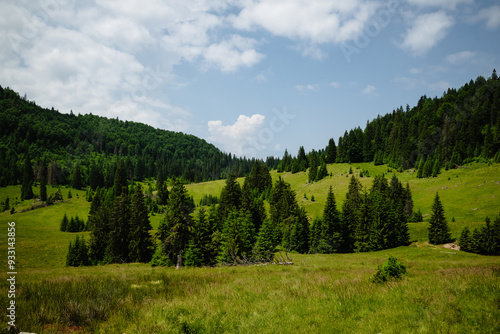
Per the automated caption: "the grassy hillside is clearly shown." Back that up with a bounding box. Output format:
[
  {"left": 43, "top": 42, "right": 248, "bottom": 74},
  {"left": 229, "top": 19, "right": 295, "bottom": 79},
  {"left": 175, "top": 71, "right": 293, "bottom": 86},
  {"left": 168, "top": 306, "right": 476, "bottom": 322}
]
[
  {"left": 1, "top": 162, "right": 499, "bottom": 333},
  {"left": 187, "top": 161, "right": 500, "bottom": 241}
]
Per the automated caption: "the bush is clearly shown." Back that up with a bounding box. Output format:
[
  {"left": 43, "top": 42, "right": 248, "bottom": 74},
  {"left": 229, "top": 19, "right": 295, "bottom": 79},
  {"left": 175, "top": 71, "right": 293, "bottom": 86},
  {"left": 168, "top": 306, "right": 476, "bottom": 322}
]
[
  {"left": 150, "top": 246, "right": 174, "bottom": 267},
  {"left": 371, "top": 255, "right": 407, "bottom": 283}
]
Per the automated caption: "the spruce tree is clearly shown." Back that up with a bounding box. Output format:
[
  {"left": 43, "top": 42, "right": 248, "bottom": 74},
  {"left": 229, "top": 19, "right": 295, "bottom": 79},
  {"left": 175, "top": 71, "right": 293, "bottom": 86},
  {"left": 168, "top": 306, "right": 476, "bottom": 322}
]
[
  {"left": 108, "top": 193, "right": 132, "bottom": 263},
  {"left": 325, "top": 138, "right": 337, "bottom": 164},
  {"left": 158, "top": 179, "right": 195, "bottom": 263},
  {"left": 128, "top": 184, "right": 154, "bottom": 263},
  {"left": 254, "top": 219, "right": 276, "bottom": 260},
  {"left": 217, "top": 174, "right": 242, "bottom": 224},
  {"left": 289, "top": 207, "right": 309, "bottom": 253},
  {"left": 39, "top": 161, "right": 48, "bottom": 202},
  {"left": 341, "top": 176, "right": 363, "bottom": 252},
  {"left": 428, "top": 192, "right": 452, "bottom": 244},
  {"left": 21, "top": 155, "right": 34, "bottom": 200},
  {"left": 459, "top": 226, "right": 472, "bottom": 252},
  {"left": 321, "top": 186, "right": 341, "bottom": 253},
  {"left": 60, "top": 213, "right": 69, "bottom": 232}
]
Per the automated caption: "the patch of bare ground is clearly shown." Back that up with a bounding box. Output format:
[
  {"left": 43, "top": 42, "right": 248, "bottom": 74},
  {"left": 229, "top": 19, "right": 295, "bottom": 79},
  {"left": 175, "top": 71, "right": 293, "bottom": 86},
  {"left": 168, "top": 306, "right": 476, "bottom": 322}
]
[{"left": 442, "top": 243, "right": 460, "bottom": 251}]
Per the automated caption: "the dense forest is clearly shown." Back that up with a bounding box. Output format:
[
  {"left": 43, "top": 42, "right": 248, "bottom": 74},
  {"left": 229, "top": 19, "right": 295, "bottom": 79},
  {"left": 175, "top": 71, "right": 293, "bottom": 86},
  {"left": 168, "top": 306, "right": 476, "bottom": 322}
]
[
  {"left": 279, "top": 70, "right": 500, "bottom": 175},
  {"left": 66, "top": 160, "right": 415, "bottom": 267},
  {"left": 0, "top": 85, "right": 275, "bottom": 187}
]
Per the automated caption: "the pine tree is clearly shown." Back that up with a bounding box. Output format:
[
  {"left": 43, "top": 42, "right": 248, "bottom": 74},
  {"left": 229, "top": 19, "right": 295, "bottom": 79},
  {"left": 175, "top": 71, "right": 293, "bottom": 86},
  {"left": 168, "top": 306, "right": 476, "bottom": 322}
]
[
  {"left": 341, "top": 176, "right": 363, "bottom": 252},
  {"left": 158, "top": 179, "right": 195, "bottom": 263},
  {"left": 218, "top": 210, "right": 254, "bottom": 263},
  {"left": 459, "top": 226, "right": 472, "bottom": 252},
  {"left": 321, "top": 186, "right": 341, "bottom": 253},
  {"left": 60, "top": 213, "right": 69, "bottom": 232},
  {"left": 128, "top": 184, "right": 154, "bottom": 263},
  {"left": 289, "top": 207, "right": 309, "bottom": 253},
  {"left": 39, "top": 161, "right": 48, "bottom": 202},
  {"left": 254, "top": 219, "right": 277, "bottom": 260},
  {"left": 217, "top": 174, "right": 242, "bottom": 223},
  {"left": 108, "top": 193, "right": 132, "bottom": 263},
  {"left": 308, "top": 150, "right": 318, "bottom": 183},
  {"left": 157, "top": 180, "right": 169, "bottom": 205},
  {"left": 89, "top": 189, "right": 111, "bottom": 264},
  {"left": 21, "top": 156, "right": 34, "bottom": 200},
  {"left": 428, "top": 192, "right": 452, "bottom": 244},
  {"left": 325, "top": 138, "right": 337, "bottom": 164}
]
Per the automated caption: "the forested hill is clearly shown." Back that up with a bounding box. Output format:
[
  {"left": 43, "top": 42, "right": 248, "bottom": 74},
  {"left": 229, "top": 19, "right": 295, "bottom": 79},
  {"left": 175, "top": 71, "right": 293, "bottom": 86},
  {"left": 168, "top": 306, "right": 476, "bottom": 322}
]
[
  {"left": 332, "top": 71, "right": 500, "bottom": 169},
  {"left": 279, "top": 71, "right": 500, "bottom": 174},
  {"left": 0, "top": 85, "right": 262, "bottom": 186}
]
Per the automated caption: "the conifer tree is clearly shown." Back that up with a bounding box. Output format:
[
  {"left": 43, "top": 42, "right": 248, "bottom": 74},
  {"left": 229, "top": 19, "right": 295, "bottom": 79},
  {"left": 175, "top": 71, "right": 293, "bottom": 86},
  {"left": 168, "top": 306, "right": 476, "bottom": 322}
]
[
  {"left": 218, "top": 210, "right": 254, "bottom": 263},
  {"left": 253, "top": 219, "right": 276, "bottom": 260},
  {"left": 21, "top": 155, "right": 34, "bottom": 200},
  {"left": 88, "top": 189, "right": 111, "bottom": 264},
  {"left": 60, "top": 213, "right": 69, "bottom": 232},
  {"left": 308, "top": 150, "right": 319, "bottom": 183},
  {"left": 158, "top": 179, "right": 195, "bottom": 263},
  {"left": 325, "top": 138, "right": 337, "bottom": 164},
  {"left": 217, "top": 173, "right": 242, "bottom": 224},
  {"left": 108, "top": 193, "right": 131, "bottom": 263},
  {"left": 128, "top": 184, "right": 154, "bottom": 263},
  {"left": 428, "top": 192, "right": 452, "bottom": 244},
  {"left": 341, "top": 176, "right": 363, "bottom": 252},
  {"left": 320, "top": 186, "right": 342, "bottom": 253},
  {"left": 289, "top": 207, "right": 309, "bottom": 253},
  {"left": 39, "top": 161, "right": 48, "bottom": 202},
  {"left": 459, "top": 226, "right": 472, "bottom": 252}
]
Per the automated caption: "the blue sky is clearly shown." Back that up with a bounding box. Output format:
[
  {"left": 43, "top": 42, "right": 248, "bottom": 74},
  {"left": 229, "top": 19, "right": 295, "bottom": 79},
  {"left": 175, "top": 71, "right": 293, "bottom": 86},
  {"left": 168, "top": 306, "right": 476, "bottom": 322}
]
[{"left": 1, "top": 0, "right": 499, "bottom": 159}]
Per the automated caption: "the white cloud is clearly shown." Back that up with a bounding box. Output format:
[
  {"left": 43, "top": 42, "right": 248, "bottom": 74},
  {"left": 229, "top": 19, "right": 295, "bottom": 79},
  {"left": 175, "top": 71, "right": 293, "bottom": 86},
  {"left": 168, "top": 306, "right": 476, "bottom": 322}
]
[
  {"left": 296, "top": 84, "right": 319, "bottom": 92},
  {"left": 0, "top": 1, "right": 267, "bottom": 134},
  {"left": 362, "top": 85, "right": 377, "bottom": 95},
  {"left": 406, "top": 0, "right": 472, "bottom": 10},
  {"left": 203, "top": 35, "right": 265, "bottom": 73},
  {"left": 445, "top": 51, "right": 477, "bottom": 64},
  {"left": 409, "top": 68, "right": 421, "bottom": 74},
  {"left": 400, "top": 11, "right": 454, "bottom": 55},
  {"left": 472, "top": 5, "right": 500, "bottom": 29},
  {"left": 208, "top": 114, "right": 266, "bottom": 156},
  {"left": 231, "top": 0, "right": 379, "bottom": 55},
  {"left": 330, "top": 81, "right": 341, "bottom": 88}
]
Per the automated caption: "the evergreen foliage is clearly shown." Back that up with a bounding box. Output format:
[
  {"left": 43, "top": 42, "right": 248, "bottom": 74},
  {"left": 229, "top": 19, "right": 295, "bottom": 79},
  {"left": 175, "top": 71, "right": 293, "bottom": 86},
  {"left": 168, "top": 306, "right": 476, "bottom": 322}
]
[
  {"left": 428, "top": 192, "right": 452, "bottom": 245},
  {"left": 371, "top": 255, "right": 407, "bottom": 283},
  {"left": 66, "top": 236, "right": 90, "bottom": 267},
  {"left": 21, "top": 156, "right": 34, "bottom": 200},
  {"left": 459, "top": 214, "right": 500, "bottom": 255},
  {"left": 128, "top": 184, "right": 154, "bottom": 263}
]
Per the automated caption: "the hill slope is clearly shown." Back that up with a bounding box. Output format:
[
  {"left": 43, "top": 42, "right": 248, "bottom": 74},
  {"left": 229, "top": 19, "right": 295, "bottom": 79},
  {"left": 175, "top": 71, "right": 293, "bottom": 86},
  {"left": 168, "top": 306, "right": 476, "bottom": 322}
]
[{"left": 0, "top": 85, "right": 256, "bottom": 186}]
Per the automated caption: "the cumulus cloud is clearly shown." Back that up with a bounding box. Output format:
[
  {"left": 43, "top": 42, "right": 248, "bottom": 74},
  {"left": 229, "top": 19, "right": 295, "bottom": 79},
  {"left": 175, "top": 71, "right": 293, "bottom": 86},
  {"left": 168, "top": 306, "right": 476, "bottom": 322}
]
[
  {"left": 0, "top": 1, "right": 268, "bottom": 134},
  {"left": 472, "top": 5, "right": 500, "bottom": 29},
  {"left": 203, "top": 35, "right": 265, "bottom": 73},
  {"left": 208, "top": 114, "right": 266, "bottom": 156},
  {"left": 400, "top": 11, "right": 454, "bottom": 55},
  {"left": 231, "top": 0, "right": 379, "bottom": 55}
]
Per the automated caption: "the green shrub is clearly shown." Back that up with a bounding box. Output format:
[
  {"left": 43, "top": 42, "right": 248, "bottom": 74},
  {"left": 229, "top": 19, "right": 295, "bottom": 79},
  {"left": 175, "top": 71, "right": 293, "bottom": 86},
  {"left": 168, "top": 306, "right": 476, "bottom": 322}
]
[{"left": 371, "top": 255, "right": 407, "bottom": 283}]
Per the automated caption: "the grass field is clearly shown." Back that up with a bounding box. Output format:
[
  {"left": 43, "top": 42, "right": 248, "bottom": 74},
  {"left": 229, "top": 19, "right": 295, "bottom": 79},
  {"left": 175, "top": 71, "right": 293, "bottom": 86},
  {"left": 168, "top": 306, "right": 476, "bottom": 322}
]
[{"left": 1, "top": 162, "right": 499, "bottom": 333}]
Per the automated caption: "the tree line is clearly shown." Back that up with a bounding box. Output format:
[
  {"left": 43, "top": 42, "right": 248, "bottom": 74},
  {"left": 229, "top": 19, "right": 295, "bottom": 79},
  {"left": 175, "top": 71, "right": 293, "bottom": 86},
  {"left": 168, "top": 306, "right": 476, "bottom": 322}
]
[
  {"left": 67, "top": 160, "right": 419, "bottom": 267},
  {"left": 0, "top": 85, "right": 279, "bottom": 189},
  {"left": 277, "top": 70, "right": 500, "bottom": 175}
]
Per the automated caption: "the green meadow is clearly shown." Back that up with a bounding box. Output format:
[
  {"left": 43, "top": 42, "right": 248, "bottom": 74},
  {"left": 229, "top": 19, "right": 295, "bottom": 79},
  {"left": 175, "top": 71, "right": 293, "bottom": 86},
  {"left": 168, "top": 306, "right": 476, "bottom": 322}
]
[{"left": 1, "top": 162, "right": 500, "bottom": 333}]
